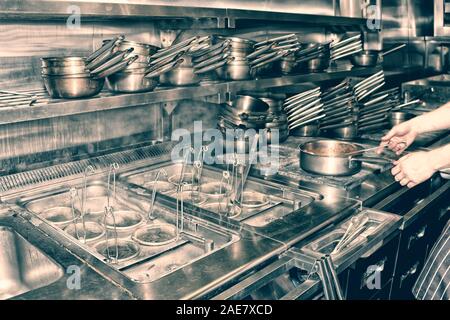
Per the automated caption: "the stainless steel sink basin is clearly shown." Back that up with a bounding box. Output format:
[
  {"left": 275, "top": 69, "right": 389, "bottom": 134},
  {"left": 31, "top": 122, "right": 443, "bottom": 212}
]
[{"left": 0, "top": 226, "right": 63, "bottom": 300}]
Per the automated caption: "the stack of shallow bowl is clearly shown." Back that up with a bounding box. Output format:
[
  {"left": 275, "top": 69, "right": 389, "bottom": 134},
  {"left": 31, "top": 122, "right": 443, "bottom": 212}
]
[
  {"left": 41, "top": 55, "right": 137, "bottom": 99},
  {"left": 41, "top": 57, "right": 105, "bottom": 99}
]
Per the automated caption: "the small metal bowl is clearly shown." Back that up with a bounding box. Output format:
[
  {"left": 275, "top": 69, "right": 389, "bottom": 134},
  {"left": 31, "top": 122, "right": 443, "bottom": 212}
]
[
  {"left": 168, "top": 173, "right": 196, "bottom": 186},
  {"left": 228, "top": 95, "right": 270, "bottom": 113},
  {"left": 103, "top": 210, "right": 144, "bottom": 235},
  {"left": 40, "top": 206, "right": 77, "bottom": 227},
  {"left": 41, "top": 56, "right": 87, "bottom": 68},
  {"left": 237, "top": 191, "right": 270, "bottom": 209},
  {"left": 95, "top": 239, "right": 140, "bottom": 263},
  {"left": 388, "top": 111, "right": 415, "bottom": 127},
  {"left": 200, "top": 181, "right": 232, "bottom": 199},
  {"left": 132, "top": 224, "right": 178, "bottom": 246},
  {"left": 203, "top": 201, "right": 241, "bottom": 218},
  {"left": 322, "top": 124, "right": 358, "bottom": 140},
  {"left": 289, "top": 123, "right": 319, "bottom": 137},
  {"left": 143, "top": 180, "right": 177, "bottom": 194},
  {"left": 176, "top": 190, "right": 208, "bottom": 205},
  {"left": 77, "top": 196, "right": 115, "bottom": 216},
  {"left": 64, "top": 221, "right": 105, "bottom": 244}
]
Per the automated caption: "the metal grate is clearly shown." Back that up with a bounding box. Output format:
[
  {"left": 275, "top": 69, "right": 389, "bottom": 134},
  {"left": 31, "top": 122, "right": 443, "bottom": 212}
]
[
  {"left": 0, "top": 142, "right": 175, "bottom": 193},
  {"left": 0, "top": 89, "right": 51, "bottom": 108}
]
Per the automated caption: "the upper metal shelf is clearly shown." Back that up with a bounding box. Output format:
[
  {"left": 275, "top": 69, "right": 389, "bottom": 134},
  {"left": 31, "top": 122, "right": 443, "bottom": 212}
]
[
  {"left": 0, "top": 0, "right": 367, "bottom": 28},
  {"left": 0, "top": 66, "right": 380, "bottom": 126}
]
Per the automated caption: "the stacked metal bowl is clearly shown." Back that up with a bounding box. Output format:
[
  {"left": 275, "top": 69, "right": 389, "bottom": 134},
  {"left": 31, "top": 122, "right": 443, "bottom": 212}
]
[{"left": 41, "top": 36, "right": 140, "bottom": 98}]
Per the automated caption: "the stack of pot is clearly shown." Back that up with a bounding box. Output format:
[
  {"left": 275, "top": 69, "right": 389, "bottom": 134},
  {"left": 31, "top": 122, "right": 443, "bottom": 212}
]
[
  {"left": 319, "top": 71, "right": 390, "bottom": 138},
  {"left": 330, "top": 34, "right": 362, "bottom": 62},
  {"left": 214, "top": 36, "right": 256, "bottom": 81},
  {"left": 249, "top": 34, "right": 301, "bottom": 76},
  {"left": 102, "top": 39, "right": 161, "bottom": 93},
  {"left": 283, "top": 87, "right": 325, "bottom": 136},
  {"left": 148, "top": 35, "right": 235, "bottom": 86},
  {"left": 275, "top": 41, "right": 333, "bottom": 74},
  {"left": 218, "top": 95, "right": 270, "bottom": 152},
  {"left": 42, "top": 35, "right": 138, "bottom": 98},
  {"left": 295, "top": 42, "right": 332, "bottom": 73},
  {"left": 260, "top": 97, "right": 289, "bottom": 142}
]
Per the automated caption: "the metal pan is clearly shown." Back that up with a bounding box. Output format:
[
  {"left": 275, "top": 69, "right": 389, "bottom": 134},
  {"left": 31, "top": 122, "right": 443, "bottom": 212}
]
[
  {"left": 299, "top": 139, "right": 392, "bottom": 176},
  {"left": 322, "top": 124, "right": 359, "bottom": 140},
  {"left": 351, "top": 44, "right": 406, "bottom": 67}
]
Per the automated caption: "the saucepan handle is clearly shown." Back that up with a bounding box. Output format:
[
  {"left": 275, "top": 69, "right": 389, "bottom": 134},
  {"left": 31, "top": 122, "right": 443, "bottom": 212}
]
[
  {"left": 194, "top": 56, "right": 235, "bottom": 74},
  {"left": 145, "top": 58, "right": 184, "bottom": 78},
  {"left": 86, "top": 35, "right": 124, "bottom": 63},
  {"left": 350, "top": 156, "right": 393, "bottom": 165},
  {"left": 92, "top": 55, "right": 138, "bottom": 79}
]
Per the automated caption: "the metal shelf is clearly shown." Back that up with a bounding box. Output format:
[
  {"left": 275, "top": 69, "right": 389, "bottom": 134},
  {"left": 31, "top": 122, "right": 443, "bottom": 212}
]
[
  {"left": 0, "top": 67, "right": 380, "bottom": 125},
  {"left": 0, "top": 0, "right": 367, "bottom": 28}
]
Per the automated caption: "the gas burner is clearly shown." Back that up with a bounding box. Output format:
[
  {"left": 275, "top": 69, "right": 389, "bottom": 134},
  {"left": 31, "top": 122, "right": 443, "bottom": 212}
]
[{"left": 259, "top": 136, "right": 393, "bottom": 190}]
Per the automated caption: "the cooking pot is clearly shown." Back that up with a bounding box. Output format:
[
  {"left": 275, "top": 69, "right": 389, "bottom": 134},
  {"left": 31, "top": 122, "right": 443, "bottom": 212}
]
[
  {"left": 42, "top": 55, "right": 138, "bottom": 98},
  {"left": 351, "top": 44, "right": 406, "bottom": 67},
  {"left": 299, "top": 139, "right": 391, "bottom": 176},
  {"left": 388, "top": 111, "right": 416, "bottom": 127}
]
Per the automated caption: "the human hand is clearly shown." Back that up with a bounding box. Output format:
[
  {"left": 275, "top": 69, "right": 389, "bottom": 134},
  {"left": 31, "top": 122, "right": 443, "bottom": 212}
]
[
  {"left": 377, "top": 121, "right": 418, "bottom": 155},
  {"left": 391, "top": 151, "right": 437, "bottom": 188}
]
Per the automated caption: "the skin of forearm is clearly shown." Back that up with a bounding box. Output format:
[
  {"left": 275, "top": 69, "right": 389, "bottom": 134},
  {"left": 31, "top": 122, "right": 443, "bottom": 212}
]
[
  {"left": 409, "top": 102, "right": 450, "bottom": 134},
  {"left": 429, "top": 143, "right": 450, "bottom": 171}
]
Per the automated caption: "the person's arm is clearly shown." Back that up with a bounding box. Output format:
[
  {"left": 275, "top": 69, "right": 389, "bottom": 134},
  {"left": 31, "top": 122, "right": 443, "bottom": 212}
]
[
  {"left": 406, "top": 101, "right": 450, "bottom": 134},
  {"left": 428, "top": 143, "right": 450, "bottom": 171},
  {"left": 391, "top": 143, "right": 450, "bottom": 188},
  {"left": 379, "top": 102, "right": 450, "bottom": 155}
]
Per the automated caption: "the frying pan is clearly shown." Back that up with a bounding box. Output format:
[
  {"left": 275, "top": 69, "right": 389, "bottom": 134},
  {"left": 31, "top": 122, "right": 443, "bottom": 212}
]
[
  {"left": 351, "top": 44, "right": 406, "bottom": 67},
  {"left": 299, "top": 139, "right": 392, "bottom": 176}
]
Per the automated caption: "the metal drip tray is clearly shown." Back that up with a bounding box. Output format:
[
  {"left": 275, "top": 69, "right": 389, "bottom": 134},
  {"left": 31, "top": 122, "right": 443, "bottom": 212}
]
[
  {"left": 121, "top": 162, "right": 316, "bottom": 228},
  {"left": 299, "top": 209, "right": 402, "bottom": 266},
  {"left": 16, "top": 181, "right": 239, "bottom": 283}
]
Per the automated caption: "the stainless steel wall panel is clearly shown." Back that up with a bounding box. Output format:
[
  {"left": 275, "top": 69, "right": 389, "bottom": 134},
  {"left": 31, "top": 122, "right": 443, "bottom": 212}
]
[{"left": 0, "top": 104, "right": 161, "bottom": 161}]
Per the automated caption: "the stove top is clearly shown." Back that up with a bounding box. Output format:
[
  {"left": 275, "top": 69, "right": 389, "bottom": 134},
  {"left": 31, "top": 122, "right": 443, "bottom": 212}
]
[{"left": 256, "top": 136, "right": 394, "bottom": 191}]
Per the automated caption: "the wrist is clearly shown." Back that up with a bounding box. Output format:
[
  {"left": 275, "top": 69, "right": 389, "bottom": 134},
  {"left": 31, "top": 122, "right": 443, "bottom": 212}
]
[
  {"left": 408, "top": 117, "right": 426, "bottom": 135},
  {"left": 429, "top": 145, "right": 450, "bottom": 171}
]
